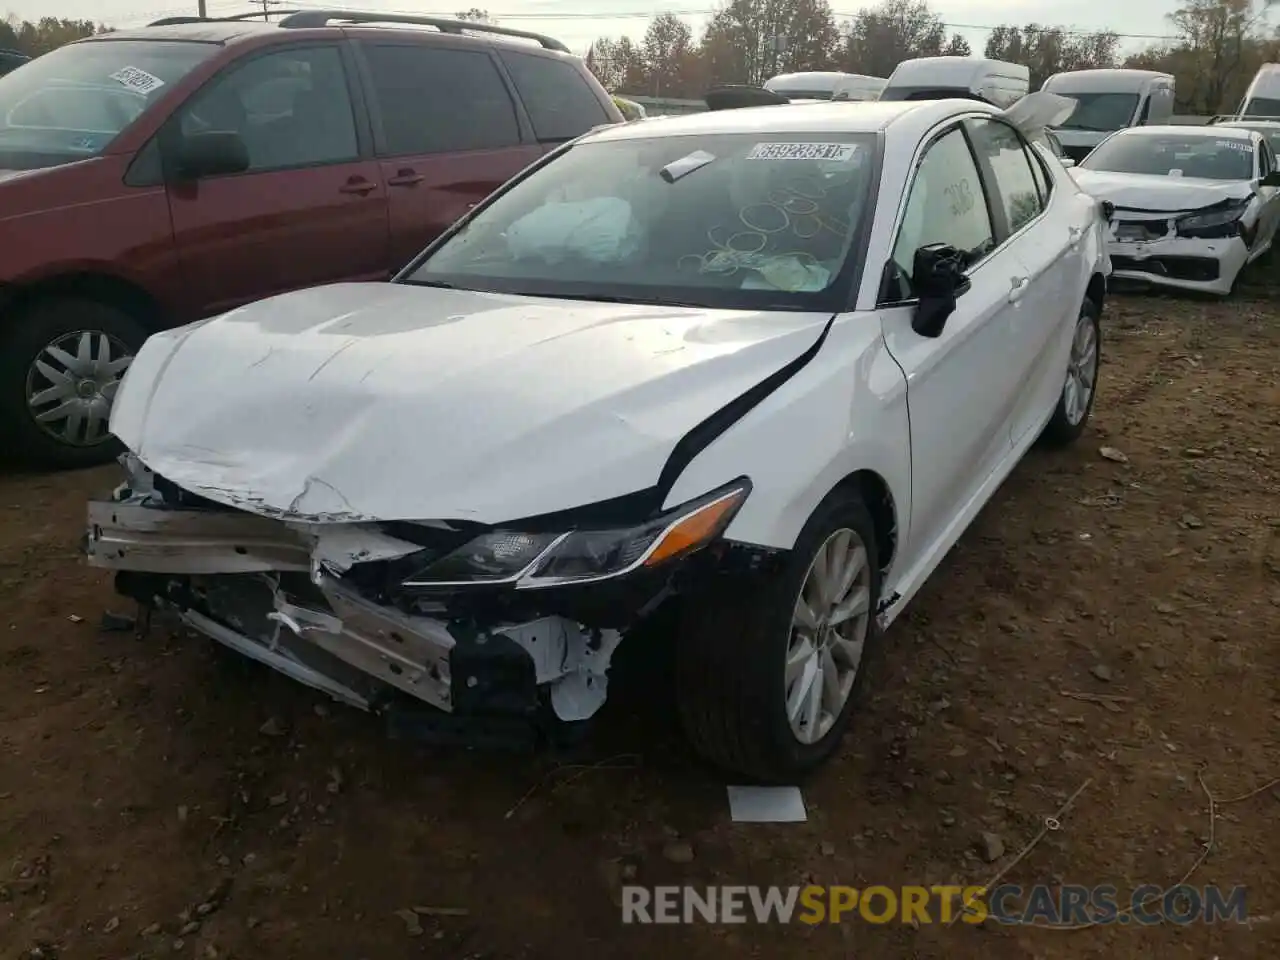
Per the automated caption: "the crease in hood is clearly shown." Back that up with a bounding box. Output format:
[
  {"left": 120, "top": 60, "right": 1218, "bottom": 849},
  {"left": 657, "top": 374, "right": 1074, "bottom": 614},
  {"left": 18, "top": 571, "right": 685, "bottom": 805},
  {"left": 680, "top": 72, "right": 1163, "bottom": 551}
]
[
  {"left": 110, "top": 282, "right": 833, "bottom": 524},
  {"left": 1071, "top": 168, "right": 1255, "bottom": 216}
]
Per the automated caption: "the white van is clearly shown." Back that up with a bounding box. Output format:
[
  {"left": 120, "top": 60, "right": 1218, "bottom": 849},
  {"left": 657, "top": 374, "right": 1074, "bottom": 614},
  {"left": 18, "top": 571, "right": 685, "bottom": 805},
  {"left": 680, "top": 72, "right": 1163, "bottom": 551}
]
[
  {"left": 1239, "top": 63, "right": 1280, "bottom": 117},
  {"left": 878, "top": 56, "right": 1029, "bottom": 108},
  {"left": 1041, "top": 69, "right": 1174, "bottom": 162},
  {"left": 764, "top": 71, "right": 886, "bottom": 102}
]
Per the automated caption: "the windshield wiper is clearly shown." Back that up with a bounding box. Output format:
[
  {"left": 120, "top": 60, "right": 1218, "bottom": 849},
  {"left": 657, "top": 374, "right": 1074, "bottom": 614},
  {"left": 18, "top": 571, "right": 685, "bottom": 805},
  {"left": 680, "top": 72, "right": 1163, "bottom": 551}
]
[{"left": 401, "top": 278, "right": 456, "bottom": 289}]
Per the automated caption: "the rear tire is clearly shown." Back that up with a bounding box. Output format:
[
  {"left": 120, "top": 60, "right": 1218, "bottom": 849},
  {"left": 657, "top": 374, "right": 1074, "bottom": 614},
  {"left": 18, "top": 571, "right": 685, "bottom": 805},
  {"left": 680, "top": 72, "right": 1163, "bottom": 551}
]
[
  {"left": 675, "top": 488, "right": 882, "bottom": 783},
  {"left": 0, "top": 298, "right": 147, "bottom": 469},
  {"left": 1041, "top": 298, "right": 1101, "bottom": 448}
]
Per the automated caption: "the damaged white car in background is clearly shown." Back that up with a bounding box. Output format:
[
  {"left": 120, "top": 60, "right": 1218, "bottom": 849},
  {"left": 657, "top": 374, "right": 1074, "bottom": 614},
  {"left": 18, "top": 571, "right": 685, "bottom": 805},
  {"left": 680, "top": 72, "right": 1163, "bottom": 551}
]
[
  {"left": 87, "top": 94, "right": 1109, "bottom": 782},
  {"left": 1070, "top": 124, "right": 1280, "bottom": 296}
]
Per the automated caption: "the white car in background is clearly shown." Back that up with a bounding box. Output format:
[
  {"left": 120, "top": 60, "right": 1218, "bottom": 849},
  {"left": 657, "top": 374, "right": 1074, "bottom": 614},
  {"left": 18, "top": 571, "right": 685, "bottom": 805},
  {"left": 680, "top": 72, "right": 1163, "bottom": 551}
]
[
  {"left": 86, "top": 95, "right": 1109, "bottom": 782},
  {"left": 1070, "top": 124, "right": 1280, "bottom": 295}
]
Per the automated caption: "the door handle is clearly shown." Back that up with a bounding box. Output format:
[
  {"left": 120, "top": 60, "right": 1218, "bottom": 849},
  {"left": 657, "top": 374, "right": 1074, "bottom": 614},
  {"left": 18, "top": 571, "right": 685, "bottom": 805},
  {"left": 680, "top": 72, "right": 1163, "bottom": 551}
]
[
  {"left": 1007, "top": 275, "right": 1031, "bottom": 303},
  {"left": 387, "top": 169, "right": 425, "bottom": 187},
  {"left": 1068, "top": 225, "right": 1083, "bottom": 247},
  {"left": 339, "top": 177, "right": 377, "bottom": 195}
]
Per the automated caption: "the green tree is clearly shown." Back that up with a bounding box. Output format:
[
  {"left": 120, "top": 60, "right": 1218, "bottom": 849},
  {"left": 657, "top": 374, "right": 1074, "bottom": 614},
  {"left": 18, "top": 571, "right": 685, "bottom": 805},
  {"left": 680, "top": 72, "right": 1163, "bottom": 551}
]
[
  {"left": 844, "top": 0, "right": 969, "bottom": 78},
  {"left": 0, "top": 15, "right": 105, "bottom": 56}
]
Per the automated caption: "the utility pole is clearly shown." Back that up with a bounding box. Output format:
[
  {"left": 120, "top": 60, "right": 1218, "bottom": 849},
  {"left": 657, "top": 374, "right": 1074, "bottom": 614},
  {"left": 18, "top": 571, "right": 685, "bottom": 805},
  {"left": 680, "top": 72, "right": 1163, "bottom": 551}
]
[
  {"left": 262, "top": 0, "right": 270, "bottom": 21},
  {"left": 197, "top": 0, "right": 206, "bottom": 15}
]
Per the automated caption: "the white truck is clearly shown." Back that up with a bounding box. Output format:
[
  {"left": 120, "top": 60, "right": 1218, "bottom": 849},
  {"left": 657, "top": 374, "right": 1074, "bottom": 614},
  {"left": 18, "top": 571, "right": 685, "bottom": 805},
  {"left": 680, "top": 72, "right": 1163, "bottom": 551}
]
[
  {"left": 763, "top": 71, "right": 886, "bottom": 102},
  {"left": 1238, "top": 63, "right": 1280, "bottom": 118},
  {"left": 1041, "top": 68, "right": 1174, "bottom": 163},
  {"left": 878, "top": 56, "right": 1029, "bottom": 108}
]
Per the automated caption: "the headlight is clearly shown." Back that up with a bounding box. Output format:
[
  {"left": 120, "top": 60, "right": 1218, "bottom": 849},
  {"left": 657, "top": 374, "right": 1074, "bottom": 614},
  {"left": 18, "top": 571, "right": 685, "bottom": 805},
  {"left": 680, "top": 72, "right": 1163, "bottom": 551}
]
[
  {"left": 1175, "top": 200, "right": 1249, "bottom": 237},
  {"left": 400, "top": 480, "right": 750, "bottom": 589}
]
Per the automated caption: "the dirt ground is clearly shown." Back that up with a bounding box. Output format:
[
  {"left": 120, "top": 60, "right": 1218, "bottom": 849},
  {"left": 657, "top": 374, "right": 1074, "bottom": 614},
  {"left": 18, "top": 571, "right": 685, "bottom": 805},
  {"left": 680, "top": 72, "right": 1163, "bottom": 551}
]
[{"left": 2, "top": 281, "right": 1279, "bottom": 960}]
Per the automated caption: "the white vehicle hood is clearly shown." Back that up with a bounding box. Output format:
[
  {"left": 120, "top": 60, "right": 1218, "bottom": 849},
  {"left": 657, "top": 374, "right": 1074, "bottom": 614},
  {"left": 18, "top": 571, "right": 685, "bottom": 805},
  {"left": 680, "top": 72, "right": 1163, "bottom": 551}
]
[
  {"left": 110, "top": 282, "right": 831, "bottom": 523},
  {"left": 1071, "top": 169, "right": 1255, "bottom": 213}
]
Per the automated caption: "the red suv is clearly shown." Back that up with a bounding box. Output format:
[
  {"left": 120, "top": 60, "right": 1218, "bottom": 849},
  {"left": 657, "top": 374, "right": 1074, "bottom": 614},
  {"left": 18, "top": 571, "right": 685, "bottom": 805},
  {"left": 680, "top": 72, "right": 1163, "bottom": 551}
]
[{"left": 0, "top": 11, "right": 622, "bottom": 467}]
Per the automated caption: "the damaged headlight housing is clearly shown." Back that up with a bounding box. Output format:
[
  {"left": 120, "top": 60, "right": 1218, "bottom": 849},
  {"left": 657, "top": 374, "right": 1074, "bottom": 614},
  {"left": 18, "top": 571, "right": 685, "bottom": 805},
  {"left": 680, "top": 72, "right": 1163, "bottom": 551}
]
[
  {"left": 1175, "top": 199, "right": 1250, "bottom": 238},
  {"left": 401, "top": 479, "right": 751, "bottom": 589}
]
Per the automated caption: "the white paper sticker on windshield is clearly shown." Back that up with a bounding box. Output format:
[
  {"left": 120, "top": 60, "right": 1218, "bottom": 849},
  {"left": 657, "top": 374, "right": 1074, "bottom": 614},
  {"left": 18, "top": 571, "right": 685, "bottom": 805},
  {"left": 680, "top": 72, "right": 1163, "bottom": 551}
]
[
  {"left": 1217, "top": 140, "right": 1251, "bottom": 152},
  {"left": 109, "top": 66, "right": 165, "bottom": 95},
  {"left": 746, "top": 142, "right": 858, "bottom": 162}
]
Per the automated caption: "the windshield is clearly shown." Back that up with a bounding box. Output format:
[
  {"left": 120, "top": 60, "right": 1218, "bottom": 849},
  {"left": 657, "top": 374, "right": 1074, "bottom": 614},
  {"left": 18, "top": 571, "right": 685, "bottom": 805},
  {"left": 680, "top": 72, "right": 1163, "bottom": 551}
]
[
  {"left": 1243, "top": 96, "right": 1280, "bottom": 118},
  {"left": 1081, "top": 133, "right": 1254, "bottom": 180},
  {"left": 403, "top": 132, "right": 878, "bottom": 311},
  {"left": 0, "top": 39, "right": 215, "bottom": 170},
  {"left": 1054, "top": 92, "right": 1139, "bottom": 131},
  {"left": 1220, "top": 123, "right": 1280, "bottom": 155}
]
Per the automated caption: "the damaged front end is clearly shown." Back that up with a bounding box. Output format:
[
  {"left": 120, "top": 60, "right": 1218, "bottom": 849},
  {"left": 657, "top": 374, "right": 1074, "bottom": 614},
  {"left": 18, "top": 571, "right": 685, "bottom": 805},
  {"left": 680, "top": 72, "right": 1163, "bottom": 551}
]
[
  {"left": 1104, "top": 196, "right": 1253, "bottom": 293},
  {"left": 87, "top": 455, "right": 753, "bottom": 744}
]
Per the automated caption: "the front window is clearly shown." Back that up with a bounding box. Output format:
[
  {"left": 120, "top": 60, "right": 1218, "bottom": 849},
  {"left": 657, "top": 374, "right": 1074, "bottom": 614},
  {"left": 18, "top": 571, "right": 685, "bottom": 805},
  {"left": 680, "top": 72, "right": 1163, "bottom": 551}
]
[
  {"left": 0, "top": 39, "right": 216, "bottom": 170},
  {"left": 1054, "top": 92, "right": 1139, "bottom": 132},
  {"left": 402, "top": 132, "right": 878, "bottom": 311},
  {"left": 1081, "top": 133, "right": 1254, "bottom": 181},
  {"left": 1244, "top": 96, "right": 1280, "bottom": 118},
  {"left": 1221, "top": 123, "right": 1280, "bottom": 158}
]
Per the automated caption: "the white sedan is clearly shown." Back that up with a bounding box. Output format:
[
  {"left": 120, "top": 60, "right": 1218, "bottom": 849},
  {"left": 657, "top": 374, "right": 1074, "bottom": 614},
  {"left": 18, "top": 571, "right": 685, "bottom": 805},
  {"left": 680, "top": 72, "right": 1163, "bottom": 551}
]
[
  {"left": 87, "top": 95, "right": 1109, "bottom": 782},
  {"left": 1070, "top": 124, "right": 1280, "bottom": 295}
]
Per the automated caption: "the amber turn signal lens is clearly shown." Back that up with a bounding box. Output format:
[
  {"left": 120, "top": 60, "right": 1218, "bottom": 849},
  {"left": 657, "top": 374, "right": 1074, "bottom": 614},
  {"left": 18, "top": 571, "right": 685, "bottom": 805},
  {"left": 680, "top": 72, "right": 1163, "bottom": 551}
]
[{"left": 643, "top": 488, "right": 747, "bottom": 567}]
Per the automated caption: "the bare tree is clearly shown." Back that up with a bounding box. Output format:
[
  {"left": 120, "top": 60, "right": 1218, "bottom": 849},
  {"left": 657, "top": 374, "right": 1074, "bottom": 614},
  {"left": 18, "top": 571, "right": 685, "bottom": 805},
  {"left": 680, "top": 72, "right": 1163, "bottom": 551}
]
[
  {"left": 455, "top": 8, "right": 492, "bottom": 23},
  {"left": 844, "top": 0, "right": 968, "bottom": 77},
  {"left": 700, "top": 0, "right": 841, "bottom": 87},
  {"left": 984, "top": 24, "right": 1120, "bottom": 88}
]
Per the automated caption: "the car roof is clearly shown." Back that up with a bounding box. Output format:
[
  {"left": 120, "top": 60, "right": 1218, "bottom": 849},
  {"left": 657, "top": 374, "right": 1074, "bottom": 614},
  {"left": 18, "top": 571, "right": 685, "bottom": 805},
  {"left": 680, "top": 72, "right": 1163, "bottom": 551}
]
[
  {"left": 1218, "top": 118, "right": 1280, "bottom": 128},
  {"left": 80, "top": 18, "right": 575, "bottom": 56},
  {"left": 586, "top": 98, "right": 995, "bottom": 143},
  {"left": 1115, "top": 124, "right": 1255, "bottom": 140}
]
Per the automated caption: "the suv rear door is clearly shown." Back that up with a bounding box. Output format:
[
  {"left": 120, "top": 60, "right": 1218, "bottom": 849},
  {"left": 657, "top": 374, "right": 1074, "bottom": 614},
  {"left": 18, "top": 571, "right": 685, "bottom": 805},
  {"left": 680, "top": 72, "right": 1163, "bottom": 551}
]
[
  {"left": 354, "top": 40, "right": 541, "bottom": 271},
  {"left": 163, "top": 43, "right": 390, "bottom": 318},
  {"left": 496, "top": 48, "right": 615, "bottom": 154}
]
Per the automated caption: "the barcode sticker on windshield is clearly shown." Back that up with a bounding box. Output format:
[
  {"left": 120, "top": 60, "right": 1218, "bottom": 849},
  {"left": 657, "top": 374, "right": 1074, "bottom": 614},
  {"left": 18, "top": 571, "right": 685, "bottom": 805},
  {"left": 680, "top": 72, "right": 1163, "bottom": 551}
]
[
  {"left": 1217, "top": 140, "right": 1251, "bottom": 152},
  {"left": 746, "top": 142, "right": 858, "bottom": 162},
  {"left": 109, "top": 66, "right": 165, "bottom": 95}
]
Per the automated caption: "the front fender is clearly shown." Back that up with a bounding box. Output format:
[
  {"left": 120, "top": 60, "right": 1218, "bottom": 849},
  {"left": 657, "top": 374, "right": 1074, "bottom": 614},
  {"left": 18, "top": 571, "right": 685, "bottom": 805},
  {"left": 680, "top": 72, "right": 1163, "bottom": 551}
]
[{"left": 662, "top": 312, "right": 911, "bottom": 555}]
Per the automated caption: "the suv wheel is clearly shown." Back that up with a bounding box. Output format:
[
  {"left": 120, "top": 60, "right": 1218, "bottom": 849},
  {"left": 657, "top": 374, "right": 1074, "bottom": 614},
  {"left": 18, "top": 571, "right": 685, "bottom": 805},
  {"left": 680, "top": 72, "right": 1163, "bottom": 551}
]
[
  {"left": 0, "top": 298, "right": 146, "bottom": 469},
  {"left": 1041, "top": 298, "right": 1101, "bottom": 447},
  {"left": 675, "top": 489, "right": 882, "bottom": 783}
]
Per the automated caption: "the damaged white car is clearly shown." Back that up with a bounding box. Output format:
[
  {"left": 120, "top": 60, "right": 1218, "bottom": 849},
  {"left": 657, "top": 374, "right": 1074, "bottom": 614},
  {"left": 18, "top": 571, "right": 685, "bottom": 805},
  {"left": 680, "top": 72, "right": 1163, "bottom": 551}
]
[
  {"left": 86, "top": 94, "right": 1109, "bottom": 782},
  {"left": 1071, "top": 124, "right": 1280, "bottom": 295}
]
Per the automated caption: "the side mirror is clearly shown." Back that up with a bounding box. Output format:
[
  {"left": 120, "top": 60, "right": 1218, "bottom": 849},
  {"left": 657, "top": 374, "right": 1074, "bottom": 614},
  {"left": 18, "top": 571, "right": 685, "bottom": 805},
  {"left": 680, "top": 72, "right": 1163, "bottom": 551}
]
[
  {"left": 911, "top": 243, "right": 970, "bottom": 338},
  {"left": 1059, "top": 156, "right": 1077, "bottom": 168},
  {"left": 1259, "top": 171, "right": 1280, "bottom": 187},
  {"left": 174, "top": 130, "right": 249, "bottom": 180}
]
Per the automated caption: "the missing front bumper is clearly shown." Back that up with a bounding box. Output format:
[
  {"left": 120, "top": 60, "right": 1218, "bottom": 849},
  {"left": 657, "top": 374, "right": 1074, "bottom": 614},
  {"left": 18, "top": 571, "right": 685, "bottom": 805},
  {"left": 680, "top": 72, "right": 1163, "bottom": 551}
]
[{"left": 89, "top": 491, "right": 622, "bottom": 725}]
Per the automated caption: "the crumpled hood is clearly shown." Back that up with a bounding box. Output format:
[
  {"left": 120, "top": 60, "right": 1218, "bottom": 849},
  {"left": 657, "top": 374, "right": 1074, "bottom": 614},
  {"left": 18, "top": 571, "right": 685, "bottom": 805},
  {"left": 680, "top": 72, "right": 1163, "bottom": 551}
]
[
  {"left": 1071, "top": 169, "right": 1254, "bottom": 213},
  {"left": 111, "top": 282, "right": 831, "bottom": 523}
]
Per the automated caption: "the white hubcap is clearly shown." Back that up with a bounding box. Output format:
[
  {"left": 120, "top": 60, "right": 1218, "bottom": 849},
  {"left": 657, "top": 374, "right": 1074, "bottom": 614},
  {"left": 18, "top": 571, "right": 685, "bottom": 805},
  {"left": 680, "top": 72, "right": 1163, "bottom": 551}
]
[{"left": 785, "top": 527, "right": 871, "bottom": 745}]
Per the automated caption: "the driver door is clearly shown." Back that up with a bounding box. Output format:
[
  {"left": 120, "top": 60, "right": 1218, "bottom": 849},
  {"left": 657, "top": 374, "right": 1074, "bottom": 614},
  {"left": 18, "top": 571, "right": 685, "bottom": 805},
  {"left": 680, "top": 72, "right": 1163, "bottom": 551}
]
[{"left": 878, "top": 123, "right": 1025, "bottom": 564}]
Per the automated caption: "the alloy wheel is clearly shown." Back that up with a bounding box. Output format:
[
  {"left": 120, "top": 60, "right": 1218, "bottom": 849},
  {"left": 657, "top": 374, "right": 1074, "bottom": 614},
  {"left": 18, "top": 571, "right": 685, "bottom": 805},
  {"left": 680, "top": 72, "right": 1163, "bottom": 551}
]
[
  {"left": 784, "top": 527, "right": 872, "bottom": 745},
  {"left": 1062, "top": 311, "right": 1098, "bottom": 426}
]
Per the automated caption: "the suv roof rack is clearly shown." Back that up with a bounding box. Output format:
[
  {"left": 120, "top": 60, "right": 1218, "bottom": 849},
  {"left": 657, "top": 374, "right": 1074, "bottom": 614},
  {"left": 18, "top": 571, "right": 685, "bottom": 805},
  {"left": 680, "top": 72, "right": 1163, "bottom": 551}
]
[
  {"left": 147, "top": 10, "right": 308, "bottom": 25},
  {"left": 274, "top": 10, "right": 570, "bottom": 53}
]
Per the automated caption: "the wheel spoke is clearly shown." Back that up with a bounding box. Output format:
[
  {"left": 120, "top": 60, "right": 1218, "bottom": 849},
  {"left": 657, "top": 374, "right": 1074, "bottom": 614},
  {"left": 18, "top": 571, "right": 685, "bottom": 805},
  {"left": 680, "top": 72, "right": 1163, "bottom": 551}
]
[
  {"left": 820, "top": 647, "right": 842, "bottom": 715},
  {"left": 43, "top": 345, "right": 78, "bottom": 373},
  {"left": 34, "top": 359, "right": 73, "bottom": 388},
  {"left": 34, "top": 399, "right": 79, "bottom": 423},
  {"left": 105, "top": 355, "right": 133, "bottom": 377},
  {"left": 831, "top": 545, "right": 866, "bottom": 605},
  {"left": 75, "top": 331, "right": 94, "bottom": 365},
  {"left": 831, "top": 635, "right": 864, "bottom": 670},
  {"left": 29, "top": 379, "right": 76, "bottom": 407},
  {"left": 785, "top": 637, "right": 815, "bottom": 685},
  {"left": 829, "top": 586, "right": 870, "bottom": 625},
  {"left": 792, "top": 595, "right": 819, "bottom": 633},
  {"left": 786, "top": 657, "right": 819, "bottom": 726},
  {"left": 802, "top": 659, "right": 823, "bottom": 738}
]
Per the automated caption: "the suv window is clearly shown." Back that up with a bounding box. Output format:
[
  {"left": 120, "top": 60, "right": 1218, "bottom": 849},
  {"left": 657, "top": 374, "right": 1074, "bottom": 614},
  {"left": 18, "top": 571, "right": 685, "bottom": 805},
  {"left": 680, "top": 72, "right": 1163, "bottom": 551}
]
[
  {"left": 178, "top": 45, "right": 357, "bottom": 173},
  {"left": 363, "top": 44, "right": 520, "bottom": 156},
  {"left": 498, "top": 49, "right": 609, "bottom": 142},
  {"left": 968, "top": 118, "right": 1044, "bottom": 235},
  {"left": 891, "top": 126, "right": 994, "bottom": 295},
  {"left": 1136, "top": 97, "right": 1150, "bottom": 124}
]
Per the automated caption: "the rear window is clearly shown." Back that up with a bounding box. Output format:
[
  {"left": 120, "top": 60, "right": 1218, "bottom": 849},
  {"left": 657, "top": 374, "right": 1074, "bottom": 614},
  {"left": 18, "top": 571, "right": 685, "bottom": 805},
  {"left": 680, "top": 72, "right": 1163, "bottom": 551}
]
[
  {"left": 0, "top": 39, "right": 215, "bottom": 169},
  {"left": 499, "top": 50, "right": 609, "bottom": 142}
]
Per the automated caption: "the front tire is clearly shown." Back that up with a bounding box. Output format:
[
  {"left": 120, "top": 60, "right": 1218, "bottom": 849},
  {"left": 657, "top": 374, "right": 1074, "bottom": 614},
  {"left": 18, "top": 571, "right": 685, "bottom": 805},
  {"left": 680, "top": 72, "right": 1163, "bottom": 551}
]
[
  {"left": 1041, "top": 297, "right": 1101, "bottom": 448},
  {"left": 675, "top": 488, "right": 881, "bottom": 783},
  {"left": 0, "top": 298, "right": 146, "bottom": 469}
]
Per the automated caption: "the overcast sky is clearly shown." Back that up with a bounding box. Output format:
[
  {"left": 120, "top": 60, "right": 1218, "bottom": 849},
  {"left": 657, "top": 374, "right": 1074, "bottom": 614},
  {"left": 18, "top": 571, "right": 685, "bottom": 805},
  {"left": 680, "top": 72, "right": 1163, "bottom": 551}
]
[{"left": 6, "top": 0, "right": 1206, "bottom": 59}]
